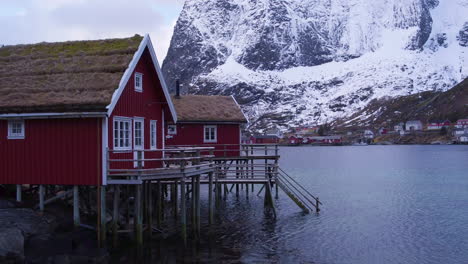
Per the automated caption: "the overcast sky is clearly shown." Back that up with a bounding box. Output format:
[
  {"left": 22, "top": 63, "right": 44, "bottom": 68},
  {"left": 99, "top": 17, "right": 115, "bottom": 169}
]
[{"left": 0, "top": 0, "right": 185, "bottom": 61}]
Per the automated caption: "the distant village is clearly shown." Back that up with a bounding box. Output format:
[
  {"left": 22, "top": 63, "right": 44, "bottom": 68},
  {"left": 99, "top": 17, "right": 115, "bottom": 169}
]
[{"left": 243, "top": 119, "right": 468, "bottom": 146}]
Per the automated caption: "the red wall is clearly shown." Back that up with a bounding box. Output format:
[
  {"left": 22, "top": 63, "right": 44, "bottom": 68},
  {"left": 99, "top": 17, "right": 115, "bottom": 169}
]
[
  {"left": 165, "top": 123, "right": 241, "bottom": 157},
  {"left": 0, "top": 118, "right": 102, "bottom": 185},
  {"left": 109, "top": 48, "right": 169, "bottom": 170}
]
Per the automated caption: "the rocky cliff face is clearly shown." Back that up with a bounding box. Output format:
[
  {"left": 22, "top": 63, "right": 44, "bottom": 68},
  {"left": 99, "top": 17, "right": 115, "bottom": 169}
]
[{"left": 162, "top": 0, "right": 468, "bottom": 131}]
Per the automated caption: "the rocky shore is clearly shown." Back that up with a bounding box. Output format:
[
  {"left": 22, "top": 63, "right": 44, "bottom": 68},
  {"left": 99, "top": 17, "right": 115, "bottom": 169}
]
[{"left": 0, "top": 199, "right": 108, "bottom": 264}]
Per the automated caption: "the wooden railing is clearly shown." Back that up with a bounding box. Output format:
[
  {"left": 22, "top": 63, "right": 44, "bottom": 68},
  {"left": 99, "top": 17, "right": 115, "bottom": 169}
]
[
  {"left": 165, "top": 144, "right": 280, "bottom": 158},
  {"left": 106, "top": 147, "right": 215, "bottom": 184}
]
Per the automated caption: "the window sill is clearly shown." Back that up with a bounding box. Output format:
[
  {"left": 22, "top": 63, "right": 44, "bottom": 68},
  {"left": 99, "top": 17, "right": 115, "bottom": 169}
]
[{"left": 8, "top": 136, "right": 25, "bottom": 140}]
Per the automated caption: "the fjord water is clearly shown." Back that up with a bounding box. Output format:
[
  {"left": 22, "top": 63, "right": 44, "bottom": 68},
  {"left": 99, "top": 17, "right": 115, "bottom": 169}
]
[{"left": 126, "top": 145, "right": 468, "bottom": 263}]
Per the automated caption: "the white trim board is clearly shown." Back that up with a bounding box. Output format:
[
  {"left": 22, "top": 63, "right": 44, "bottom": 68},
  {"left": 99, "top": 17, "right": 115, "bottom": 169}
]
[
  {"left": 0, "top": 112, "right": 107, "bottom": 119},
  {"left": 106, "top": 34, "right": 177, "bottom": 123}
]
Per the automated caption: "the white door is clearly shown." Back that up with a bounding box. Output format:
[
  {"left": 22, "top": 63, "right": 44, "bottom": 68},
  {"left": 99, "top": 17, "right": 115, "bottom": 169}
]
[{"left": 133, "top": 118, "right": 144, "bottom": 167}]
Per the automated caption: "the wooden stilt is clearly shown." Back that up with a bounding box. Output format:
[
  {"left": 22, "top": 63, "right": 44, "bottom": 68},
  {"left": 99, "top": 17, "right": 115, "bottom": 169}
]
[
  {"left": 97, "top": 186, "right": 102, "bottom": 247},
  {"left": 148, "top": 182, "right": 153, "bottom": 240},
  {"left": 264, "top": 181, "right": 277, "bottom": 218},
  {"left": 208, "top": 173, "right": 214, "bottom": 225},
  {"left": 112, "top": 185, "right": 120, "bottom": 247},
  {"left": 172, "top": 181, "right": 178, "bottom": 219},
  {"left": 180, "top": 178, "right": 187, "bottom": 245},
  {"left": 196, "top": 175, "right": 201, "bottom": 237},
  {"left": 156, "top": 181, "right": 162, "bottom": 228},
  {"left": 39, "top": 185, "right": 45, "bottom": 212},
  {"left": 191, "top": 176, "right": 196, "bottom": 237},
  {"left": 73, "top": 186, "right": 80, "bottom": 227},
  {"left": 135, "top": 184, "right": 143, "bottom": 246},
  {"left": 16, "top": 185, "right": 22, "bottom": 202},
  {"left": 100, "top": 186, "right": 107, "bottom": 245}
]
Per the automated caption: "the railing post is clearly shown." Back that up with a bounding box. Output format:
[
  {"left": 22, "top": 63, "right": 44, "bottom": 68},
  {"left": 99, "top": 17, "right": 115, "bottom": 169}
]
[{"left": 316, "top": 197, "right": 320, "bottom": 213}]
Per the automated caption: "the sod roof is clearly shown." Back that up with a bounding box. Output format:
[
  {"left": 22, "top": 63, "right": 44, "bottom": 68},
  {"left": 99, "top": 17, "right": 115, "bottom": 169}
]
[
  {"left": 0, "top": 35, "right": 143, "bottom": 113},
  {"left": 172, "top": 95, "right": 247, "bottom": 123}
]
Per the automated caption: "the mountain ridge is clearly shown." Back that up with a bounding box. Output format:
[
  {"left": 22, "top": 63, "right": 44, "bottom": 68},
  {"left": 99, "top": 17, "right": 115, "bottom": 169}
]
[{"left": 163, "top": 0, "right": 468, "bottom": 131}]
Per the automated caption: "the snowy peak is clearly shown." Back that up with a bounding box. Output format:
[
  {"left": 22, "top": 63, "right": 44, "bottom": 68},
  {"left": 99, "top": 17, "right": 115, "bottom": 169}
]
[{"left": 163, "top": 0, "right": 468, "bottom": 131}]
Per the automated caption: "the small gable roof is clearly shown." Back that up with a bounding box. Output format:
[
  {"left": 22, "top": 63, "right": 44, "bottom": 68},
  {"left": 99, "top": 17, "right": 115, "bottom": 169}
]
[
  {"left": 171, "top": 95, "right": 247, "bottom": 123},
  {"left": 0, "top": 34, "right": 177, "bottom": 122}
]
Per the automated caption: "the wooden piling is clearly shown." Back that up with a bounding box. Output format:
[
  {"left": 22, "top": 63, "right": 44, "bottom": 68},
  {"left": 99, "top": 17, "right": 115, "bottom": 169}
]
[
  {"left": 73, "top": 186, "right": 80, "bottom": 227},
  {"left": 39, "top": 185, "right": 45, "bottom": 212},
  {"left": 135, "top": 184, "right": 143, "bottom": 246},
  {"left": 172, "top": 180, "right": 178, "bottom": 219},
  {"left": 156, "top": 181, "right": 162, "bottom": 228},
  {"left": 191, "top": 176, "right": 196, "bottom": 237},
  {"left": 16, "top": 185, "right": 21, "bottom": 202},
  {"left": 208, "top": 173, "right": 214, "bottom": 225},
  {"left": 180, "top": 178, "right": 187, "bottom": 245},
  {"left": 112, "top": 185, "right": 120, "bottom": 247},
  {"left": 100, "top": 186, "right": 107, "bottom": 244},
  {"left": 147, "top": 182, "right": 153, "bottom": 240},
  {"left": 196, "top": 175, "right": 201, "bottom": 237}
]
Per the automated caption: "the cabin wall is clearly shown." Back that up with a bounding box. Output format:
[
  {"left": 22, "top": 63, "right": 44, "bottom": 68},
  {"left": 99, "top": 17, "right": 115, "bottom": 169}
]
[
  {"left": 109, "top": 48, "right": 168, "bottom": 169},
  {"left": 0, "top": 118, "right": 102, "bottom": 185},
  {"left": 165, "top": 123, "right": 241, "bottom": 157}
]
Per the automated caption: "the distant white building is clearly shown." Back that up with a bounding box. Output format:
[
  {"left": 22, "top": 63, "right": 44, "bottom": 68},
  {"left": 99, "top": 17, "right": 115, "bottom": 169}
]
[
  {"left": 394, "top": 122, "right": 404, "bottom": 132},
  {"left": 405, "top": 120, "right": 423, "bottom": 131},
  {"left": 364, "top": 130, "right": 374, "bottom": 139},
  {"left": 265, "top": 129, "right": 283, "bottom": 139}
]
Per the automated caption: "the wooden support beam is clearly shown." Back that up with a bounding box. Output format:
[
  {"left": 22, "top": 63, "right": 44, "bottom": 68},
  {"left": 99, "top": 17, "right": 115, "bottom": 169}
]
[
  {"left": 191, "top": 176, "right": 196, "bottom": 237},
  {"left": 196, "top": 175, "right": 201, "bottom": 237},
  {"left": 156, "top": 181, "right": 162, "bottom": 229},
  {"left": 173, "top": 180, "right": 178, "bottom": 220},
  {"left": 100, "top": 186, "right": 107, "bottom": 245},
  {"left": 135, "top": 184, "right": 143, "bottom": 246},
  {"left": 147, "top": 182, "right": 153, "bottom": 240},
  {"left": 16, "top": 185, "right": 21, "bottom": 202},
  {"left": 208, "top": 173, "right": 214, "bottom": 225},
  {"left": 112, "top": 185, "right": 120, "bottom": 247},
  {"left": 39, "top": 185, "right": 45, "bottom": 212},
  {"left": 180, "top": 178, "right": 187, "bottom": 245},
  {"left": 73, "top": 186, "right": 80, "bottom": 227}
]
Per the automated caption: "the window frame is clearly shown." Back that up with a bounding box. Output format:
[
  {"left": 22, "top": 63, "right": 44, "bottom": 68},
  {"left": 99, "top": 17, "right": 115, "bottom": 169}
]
[
  {"left": 204, "top": 125, "right": 217, "bottom": 143},
  {"left": 133, "top": 117, "right": 145, "bottom": 150},
  {"left": 134, "top": 72, "right": 143, "bottom": 92},
  {"left": 7, "top": 120, "right": 25, "bottom": 140},
  {"left": 167, "top": 124, "right": 177, "bottom": 135},
  {"left": 113, "top": 116, "right": 132, "bottom": 150},
  {"left": 150, "top": 120, "right": 157, "bottom": 150}
]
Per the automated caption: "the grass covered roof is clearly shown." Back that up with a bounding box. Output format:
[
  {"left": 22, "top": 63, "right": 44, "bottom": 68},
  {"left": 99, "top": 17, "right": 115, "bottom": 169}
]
[
  {"left": 0, "top": 35, "right": 143, "bottom": 113},
  {"left": 172, "top": 95, "right": 247, "bottom": 123}
]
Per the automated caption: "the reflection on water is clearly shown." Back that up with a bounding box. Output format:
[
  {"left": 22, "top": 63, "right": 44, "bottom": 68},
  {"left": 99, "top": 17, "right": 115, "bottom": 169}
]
[{"left": 113, "top": 145, "right": 468, "bottom": 264}]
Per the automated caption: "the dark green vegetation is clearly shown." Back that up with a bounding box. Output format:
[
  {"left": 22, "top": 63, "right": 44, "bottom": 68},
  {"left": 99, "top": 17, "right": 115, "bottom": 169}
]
[{"left": 336, "top": 78, "right": 468, "bottom": 129}]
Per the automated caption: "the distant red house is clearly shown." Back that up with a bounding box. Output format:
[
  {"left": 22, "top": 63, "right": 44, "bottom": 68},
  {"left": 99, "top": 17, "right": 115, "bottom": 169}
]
[
  {"left": 288, "top": 136, "right": 301, "bottom": 145},
  {"left": 253, "top": 135, "right": 280, "bottom": 144},
  {"left": 165, "top": 94, "right": 247, "bottom": 157},
  {"left": 427, "top": 120, "right": 451, "bottom": 130},
  {"left": 0, "top": 34, "right": 176, "bottom": 186}
]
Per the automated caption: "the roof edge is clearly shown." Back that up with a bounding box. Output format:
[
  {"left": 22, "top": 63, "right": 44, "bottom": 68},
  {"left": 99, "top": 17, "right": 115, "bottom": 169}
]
[{"left": 106, "top": 34, "right": 177, "bottom": 122}]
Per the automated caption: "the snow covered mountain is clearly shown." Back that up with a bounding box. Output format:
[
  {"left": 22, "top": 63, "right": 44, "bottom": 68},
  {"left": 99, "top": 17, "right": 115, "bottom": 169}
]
[{"left": 162, "top": 0, "right": 468, "bottom": 131}]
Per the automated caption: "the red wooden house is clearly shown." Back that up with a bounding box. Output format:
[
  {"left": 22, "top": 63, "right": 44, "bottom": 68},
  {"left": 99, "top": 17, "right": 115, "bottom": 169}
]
[
  {"left": 427, "top": 120, "right": 451, "bottom": 130},
  {"left": 165, "top": 94, "right": 247, "bottom": 157},
  {"left": 0, "top": 34, "right": 177, "bottom": 186}
]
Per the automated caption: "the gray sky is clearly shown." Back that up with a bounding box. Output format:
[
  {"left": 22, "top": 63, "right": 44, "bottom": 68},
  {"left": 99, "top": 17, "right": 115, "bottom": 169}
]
[{"left": 0, "top": 0, "right": 185, "bottom": 60}]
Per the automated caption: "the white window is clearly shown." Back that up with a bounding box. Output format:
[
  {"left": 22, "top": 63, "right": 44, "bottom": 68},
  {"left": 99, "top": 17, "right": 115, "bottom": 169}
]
[
  {"left": 113, "top": 117, "right": 132, "bottom": 150},
  {"left": 204, "top": 125, "right": 217, "bottom": 143},
  {"left": 133, "top": 118, "right": 144, "bottom": 150},
  {"left": 150, "top": 120, "right": 157, "bottom": 150},
  {"left": 168, "top": 125, "right": 177, "bottom": 135},
  {"left": 134, "top": 72, "right": 143, "bottom": 92},
  {"left": 8, "top": 120, "right": 25, "bottom": 139}
]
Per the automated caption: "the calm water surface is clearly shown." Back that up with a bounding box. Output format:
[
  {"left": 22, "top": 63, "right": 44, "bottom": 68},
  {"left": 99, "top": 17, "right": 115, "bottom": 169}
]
[{"left": 121, "top": 145, "right": 468, "bottom": 264}]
